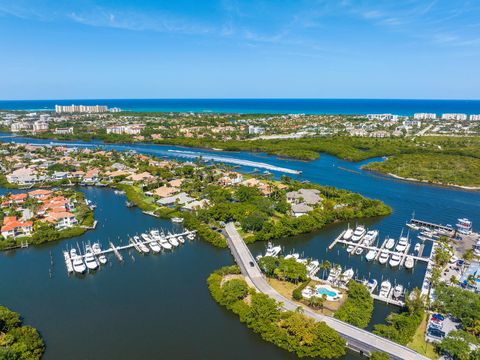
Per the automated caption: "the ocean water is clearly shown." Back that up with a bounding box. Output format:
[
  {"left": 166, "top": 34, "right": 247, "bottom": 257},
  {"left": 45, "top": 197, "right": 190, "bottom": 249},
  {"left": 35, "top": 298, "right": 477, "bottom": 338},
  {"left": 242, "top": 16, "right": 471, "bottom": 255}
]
[{"left": 1, "top": 98, "right": 480, "bottom": 115}]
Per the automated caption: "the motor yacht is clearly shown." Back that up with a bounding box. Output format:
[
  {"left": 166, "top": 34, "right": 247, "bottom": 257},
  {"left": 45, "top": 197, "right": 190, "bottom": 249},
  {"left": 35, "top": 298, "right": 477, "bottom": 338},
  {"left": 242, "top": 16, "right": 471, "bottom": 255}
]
[
  {"left": 284, "top": 253, "right": 300, "bottom": 260},
  {"left": 341, "top": 268, "right": 354, "bottom": 283},
  {"left": 186, "top": 232, "right": 196, "bottom": 240},
  {"left": 366, "top": 279, "right": 378, "bottom": 293},
  {"left": 351, "top": 226, "right": 366, "bottom": 242},
  {"left": 389, "top": 253, "right": 401, "bottom": 267},
  {"left": 363, "top": 230, "right": 378, "bottom": 246},
  {"left": 393, "top": 284, "right": 404, "bottom": 299},
  {"left": 384, "top": 238, "right": 395, "bottom": 250},
  {"left": 365, "top": 249, "right": 377, "bottom": 261},
  {"left": 92, "top": 243, "right": 107, "bottom": 265},
  {"left": 264, "top": 242, "right": 282, "bottom": 257},
  {"left": 327, "top": 267, "right": 342, "bottom": 283},
  {"left": 177, "top": 236, "right": 185, "bottom": 244},
  {"left": 307, "top": 261, "right": 320, "bottom": 276},
  {"left": 355, "top": 247, "right": 364, "bottom": 255},
  {"left": 70, "top": 248, "right": 86, "bottom": 274},
  {"left": 171, "top": 217, "right": 184, "bottom": 223},
  {"left": 404, "top": 256, "right": 414, "bottom": 269},
  {"left": 346, "top": 244, "right": 355, "bottom": 253},
  {"left": 168, "top": 235, "right": 180, "bottom": 247},
  {"left": 379, "top": 280, "right": 392, "bottom": 298},
  {"left": 395, "top": 236, "right": 408, "bottom": 252},
  {"left": 343, "top": 228, "right": 353, "bottom": 240},
  {"left": 378, "top": 251, "right": 389, "bottom": 264},
  {"left": 84, "top": 245, "right": 99, "bottom": 270}
]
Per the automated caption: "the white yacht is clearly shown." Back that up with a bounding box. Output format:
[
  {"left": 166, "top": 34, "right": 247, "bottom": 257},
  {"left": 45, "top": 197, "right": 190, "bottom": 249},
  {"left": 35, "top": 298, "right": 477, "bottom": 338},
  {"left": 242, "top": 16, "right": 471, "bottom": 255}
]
[
  {"left": 264, "top": 242, "right": 282, "bottom": 257},
  {"left": 365, "top": 249, "right": 377, "bottom": 261},
  {"left": 389, "top": 253, "right": 401, "bottom": 267},
  {"left": 404, "top": 256, "right": 414, "bottom": 269},
  {"left": 327, "top": 267, "right": 342, "bottom": 283},
  {"left": 92, "top": 243, "right": 107, "bottom": 265},
  {"left": 171, "top": 217, "right": 184, "bottom": 223},
  {"left": 366, "top": 279, "right": 378, "bottom": 293},
  {"left": 177, "top": 236, "right": 185, "bottom": 244},
  {"left": 378, "top": 251, "right": 389, "bottom": 264},
  {"left": 355, "top": 247, "right": 364, "bottom": 255},
  {"left": 159, "top": 236, "right": 173, "bottom": 250},
  {"left": 379, "top": 280, "right": 392, "bottom": 298},
  {"left": 384, "top": 238, "right": 395, "bottom": 250},
  {"left": 341, "top": 268, "right": 354, "bottom": 283},
  {"left": 148, "top": 239, "right": 162, "bottom": 253},
  {"left": 134, "top": 235, "right": 150, "bottom": 253},
  {"left": 141, "top": 233, "right": 152, "bottom": 243},
  {"left": 393, "top": 284, "right": 404, "bottom": 299},
  {"left": 168, "top": 235, "right": 180, "bottom": 247},
  {"left": 70, "top": 249, "right": 86, "bottom": 274},
  {"left": 307, "top": 261, "right": 320, "bottom": 276},
  {"left": 406, "top": 223, "right": 420, "bottom": 231},
  {"left": 351, "top": 226, "right": 366, "bottom": 242},
  {"left": 150, "top": 230, "right": 162, "bottom": 240},
  {"left": 395, "top": 236, "right": 408, "bottom": 252},
  {"left": 346, "top": 244, "right": 355, "bottom": 253},
  {"left": 363, "top": 230, "right": 378, "bottom": 246},
  {"left": 186, "top": 232, "right": 196, "bottom": 240},
  {"left": 84, "top": 245, "right": 99, "bottom": 270},
  {"left": 284, "top": 253, "right": 300, "bottom": 260},
  {"left": 414, "top": 243, "right": 421, "bottom": 253},
  {"left": 343, "top": 228, "right": 353, "bottom": 240}
]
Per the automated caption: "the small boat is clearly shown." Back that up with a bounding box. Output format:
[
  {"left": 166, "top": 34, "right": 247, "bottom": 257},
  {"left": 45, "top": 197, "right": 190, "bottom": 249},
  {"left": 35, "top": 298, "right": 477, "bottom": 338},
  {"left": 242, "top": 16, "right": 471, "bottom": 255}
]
[
  {"left": 379, "top": 280, "right": 392, "bottom": 298},
  {"left": 343, "top": 228, "right": 353, "bottom": 240},
  {"left": 134, "top": 235, "right": 150, "bottom": 253},
  {"left": 307, "top": 261, "right": 320, "bottom": 276},
  {"left": 384, "top": 238, "right": 395, "bottom": 250},
  {"left": 327, "top": 267, "right": 342, "bottom": 283},
  {"left": 355, "top": 247, "right": 364, "bottom": 255},
  {"left": 186, "top": 232, "right": 196, "bottom": 240},
  {"left": 284, "top": 253, "right": 300, "bottom": 260},
  {"left": 393, "top": 284, "right": 404, "bottom": 299},
  {"left": 351, "top": 226, "right": 366, "bottom": 242},
  {"left": 414, "top": 243, "right": 421, "bottom": 253},
  {"left": 367, "top": 279, "right": 378, "bottom": 293},
  {"left": 70, "top": 249, "right": 86, "bottom": 274},
  {"left": 171, "top": 217, "right": 184, "bottom": 223},
  {"left": 114, "top": 190, "right": 125, "bottom": 195},
  {"left": 395, "top": 236, "right": 408, "bottom": 252},
  {"left": 378, "top": 251, "right": 389, "bottom": 264},
  {"left": 406, "top": 223, "right": 420, "bottom": 231},
  {"left": 404, "top": 256, "right": 414, "bottom": 269},
  {"left": 347, "top": 244, "right": 355, "bottom": 253},
  {"left": 92, "top": 243, "right": 107, "bottom": 265},
  {"left": 365, "top": 249, "right": 377, "bottom": 261},
  {"left": 126, "top": 201, "right": 136, "bottom": 208},
  {"left": 389, "top": 253, "right": 401, "bottom": 267},
  {"left": 177, "top": 236, "right": 185, "bottom": 244},
  {"left": 84, "top": 245, "right": 99, "bottom": 270},
  {"left": 341, "top": 268, "right": 354, "bottom": 283},
  {"left": 159, "top": 237, "right": 173, "bottom": 250},
  {"left": 417, "top": 235, "right": 429, "bottom": 242},
  {"left": 456, "top": 218, "right": 472, "bottom": 235}
]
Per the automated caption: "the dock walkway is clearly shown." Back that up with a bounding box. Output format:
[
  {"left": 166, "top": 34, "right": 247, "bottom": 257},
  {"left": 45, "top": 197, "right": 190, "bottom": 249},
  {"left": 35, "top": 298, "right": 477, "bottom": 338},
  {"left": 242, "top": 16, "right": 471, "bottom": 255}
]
[{"left": 224, "top": 222, "right": 428, "bottom": 360}]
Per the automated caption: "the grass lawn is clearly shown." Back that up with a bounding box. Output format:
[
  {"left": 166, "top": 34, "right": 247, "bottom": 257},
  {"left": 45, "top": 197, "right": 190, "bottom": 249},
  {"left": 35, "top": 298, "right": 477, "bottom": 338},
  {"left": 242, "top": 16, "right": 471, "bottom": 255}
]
[{"left": 407, "top": 314, "right": 438, "bottom": 359}]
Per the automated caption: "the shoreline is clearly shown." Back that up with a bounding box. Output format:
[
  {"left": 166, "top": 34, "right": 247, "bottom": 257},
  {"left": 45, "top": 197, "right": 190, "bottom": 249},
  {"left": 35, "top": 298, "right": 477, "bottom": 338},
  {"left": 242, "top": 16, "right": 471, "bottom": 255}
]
[{"left": 362, "top": 167, "right": 480, "bottom": 191}]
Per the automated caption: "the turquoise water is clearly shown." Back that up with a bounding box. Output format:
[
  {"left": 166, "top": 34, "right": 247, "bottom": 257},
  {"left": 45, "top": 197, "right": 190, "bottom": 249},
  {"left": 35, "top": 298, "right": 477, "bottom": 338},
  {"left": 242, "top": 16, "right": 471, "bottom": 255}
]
[
  {"left": 1, "top": 98, "right": 480, "bottom": 115},
  {"left": 0, "top": 134, "right": 479, "bottom": 359},
  {"left": 317, "top": 287, "right": 338, "bottom": 298}
]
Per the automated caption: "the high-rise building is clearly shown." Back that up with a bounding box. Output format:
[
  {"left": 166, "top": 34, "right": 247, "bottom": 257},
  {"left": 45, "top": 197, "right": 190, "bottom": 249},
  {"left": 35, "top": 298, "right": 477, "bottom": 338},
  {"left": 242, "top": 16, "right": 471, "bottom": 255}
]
[
  {"left": 441, "top": 113, "right": 467, "bottom": 121},
  {"left": 470, "top": 114, "right": 480, "bottom": 121},
  {"left": 413, "top": 113, "right": 436, "bottom": 120},
  {"left": 55, "top": 104, "right": 109, "bottom": 113}
]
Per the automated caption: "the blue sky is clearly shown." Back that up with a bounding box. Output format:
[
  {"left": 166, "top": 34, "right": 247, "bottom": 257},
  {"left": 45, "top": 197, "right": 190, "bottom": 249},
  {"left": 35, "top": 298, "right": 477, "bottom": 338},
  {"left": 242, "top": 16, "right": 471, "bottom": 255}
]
[{"left": 1, "top": 0, "right": 479, "bottom": 100}]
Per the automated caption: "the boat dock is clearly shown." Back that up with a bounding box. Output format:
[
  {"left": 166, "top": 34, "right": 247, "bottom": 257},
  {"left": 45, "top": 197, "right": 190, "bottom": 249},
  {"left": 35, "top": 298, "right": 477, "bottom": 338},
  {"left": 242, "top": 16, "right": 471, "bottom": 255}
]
[
  {"left": 409, "top": 218, "right": 454, "bottom": 234},
  {"left": 333, "top": 239, "right": 430, "bottom": 263},
  {"left": 371, "top": 293, "right": 405, "bottom": 307},
  {"left": 63, "top": 229, "right": 196, "bottom": 273}
]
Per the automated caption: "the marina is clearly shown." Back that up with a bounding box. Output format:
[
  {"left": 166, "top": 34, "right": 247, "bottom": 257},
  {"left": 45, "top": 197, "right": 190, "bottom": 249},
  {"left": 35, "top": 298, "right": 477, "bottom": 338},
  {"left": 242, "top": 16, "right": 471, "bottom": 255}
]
[{"left": 62, "top": 229, "right": 197, "bottom": 275}]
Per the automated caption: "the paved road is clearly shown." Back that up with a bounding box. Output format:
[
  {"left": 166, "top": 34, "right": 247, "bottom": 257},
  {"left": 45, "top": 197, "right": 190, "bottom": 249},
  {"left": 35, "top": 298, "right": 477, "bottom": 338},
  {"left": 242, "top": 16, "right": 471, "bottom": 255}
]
[{"left": 224, "top": 222, "right": 429, "bottom": 360}]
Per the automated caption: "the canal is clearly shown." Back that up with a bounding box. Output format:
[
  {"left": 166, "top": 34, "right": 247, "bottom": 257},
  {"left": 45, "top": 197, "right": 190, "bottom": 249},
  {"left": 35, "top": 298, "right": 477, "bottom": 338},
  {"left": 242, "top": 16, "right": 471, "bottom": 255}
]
[{"left": 1, "top": 136, "right": 479, "bottom": 359}]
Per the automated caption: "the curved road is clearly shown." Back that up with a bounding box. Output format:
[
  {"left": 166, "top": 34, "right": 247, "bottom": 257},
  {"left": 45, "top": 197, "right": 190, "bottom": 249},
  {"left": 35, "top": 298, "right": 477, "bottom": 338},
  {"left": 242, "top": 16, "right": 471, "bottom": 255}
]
[{"left": 224, "top": 222, "right": 429, "bottom": 360}]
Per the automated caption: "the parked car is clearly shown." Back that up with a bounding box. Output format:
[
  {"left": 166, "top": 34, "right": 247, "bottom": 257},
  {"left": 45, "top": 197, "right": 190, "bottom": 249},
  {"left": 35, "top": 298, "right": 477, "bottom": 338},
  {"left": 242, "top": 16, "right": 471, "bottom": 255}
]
[
  {"left": 432, "top": 313, "right": 445, "bottom": 321},
  {"left": 427, "top": 327, "right": 445, "bottom": 340}
]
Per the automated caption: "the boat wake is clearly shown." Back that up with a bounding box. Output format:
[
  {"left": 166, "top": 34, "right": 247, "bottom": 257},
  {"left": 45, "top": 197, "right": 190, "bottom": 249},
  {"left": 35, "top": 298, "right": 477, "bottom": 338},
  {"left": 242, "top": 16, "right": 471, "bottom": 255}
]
[{"left": 167, "top": 150, "right": 301, "bottom": 174}]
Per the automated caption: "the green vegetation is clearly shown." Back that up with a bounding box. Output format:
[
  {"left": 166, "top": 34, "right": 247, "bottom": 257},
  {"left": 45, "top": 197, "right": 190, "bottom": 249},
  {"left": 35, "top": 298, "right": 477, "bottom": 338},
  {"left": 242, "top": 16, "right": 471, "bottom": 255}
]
[
  {"left": 116, "top": 183, "right": 157, "bottom": 211},
  {"left": 369, "top": 352, "right": 390, "bottom": 360},
  {"left": 437, "top": 330, "right": 479, "bottom": 360},
  {"left": 258, "top": 256, "right": 308, "bottom": 284},
  {"left": 373, "top": 289, "right": 425, "bottom": 345},
  {"left": 364, "top": 153, "right": 480, "bottom": 188},
  {"left": 433, "top": 284, "right": 480, "bottom": 329},
  {"left": 406, "top": 314, "right": 438, "bottom": 359},
  {"left": 208, "top": 266, "right": 346, "bottom": 359},
  {"left": 0, "top": 305, "right": 45, "bottom": 359},
  {"left": 334, "top": 280, "right": 374, "bottom": 329}
]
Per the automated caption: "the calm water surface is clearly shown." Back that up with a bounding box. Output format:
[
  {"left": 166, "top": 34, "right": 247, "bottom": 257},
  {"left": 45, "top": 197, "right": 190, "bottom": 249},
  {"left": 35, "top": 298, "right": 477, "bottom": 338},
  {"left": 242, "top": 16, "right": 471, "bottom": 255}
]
[{"left": 1, "top": 136, "right": 479, "bottom": 359}]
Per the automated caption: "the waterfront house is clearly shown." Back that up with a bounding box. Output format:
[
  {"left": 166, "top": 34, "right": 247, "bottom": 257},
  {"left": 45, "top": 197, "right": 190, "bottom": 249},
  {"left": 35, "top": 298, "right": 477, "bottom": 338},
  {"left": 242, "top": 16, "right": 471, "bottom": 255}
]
[
  {"left": 181, "top": 199, "right": 210, "bottom": 211},
  {"left": 157, "top": 192, "right": 195, "bottom": 207},
  {"left": 218, "top": 172, "right": 244, "bottom": 186},
  {"left": 28, "top": 189, "right": 53, "bottom": 200},
  {"left": 84, "top": 169, "right": 100, "bottom": 183},
  {"left": 152, "top": 186, "right": 179, "bottom": 198},
  {"left": 6, "top": 167, "right": 46, "bottom": 185},
  {"left": 127, "top": 172, "right": 156, "bottom": 183},
  {"left": 1, "top": 216, "right": 33, "bottom": 239},
  {"left": 291, "top": 203, "right": 313, "bottom": 217},
  {"left": 45, "top": 211, "right": 78, "bottom": 229},
  {"left": 52, "top": 171, "right": 69, "bottom": 181},
  {"left": 286, "top": 189, "right": 322, "bottom": 205},
  {"left": 168, "top": 179, "right": 184, "bottom": 188}
]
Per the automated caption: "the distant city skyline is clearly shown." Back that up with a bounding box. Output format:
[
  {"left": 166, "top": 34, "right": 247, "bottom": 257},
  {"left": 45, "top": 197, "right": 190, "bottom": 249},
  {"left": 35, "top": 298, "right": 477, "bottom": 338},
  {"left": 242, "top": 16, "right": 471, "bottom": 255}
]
[{"left": 1, "top": 0, "right": 480, "bottom": 100}]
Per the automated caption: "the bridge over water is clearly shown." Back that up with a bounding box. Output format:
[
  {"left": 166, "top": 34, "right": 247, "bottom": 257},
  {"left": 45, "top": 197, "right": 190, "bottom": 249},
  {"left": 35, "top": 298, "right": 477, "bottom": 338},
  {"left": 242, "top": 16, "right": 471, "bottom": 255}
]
[{"left": 224, "top": 222, "right": 429, "bottom": 360}]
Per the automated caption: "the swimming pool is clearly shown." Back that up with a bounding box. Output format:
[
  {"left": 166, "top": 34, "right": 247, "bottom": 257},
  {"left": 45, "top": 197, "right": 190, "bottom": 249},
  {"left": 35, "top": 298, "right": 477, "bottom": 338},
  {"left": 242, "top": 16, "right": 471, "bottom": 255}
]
[{"left": 317, "top": 287, "right": 337, "bottom": 298}]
